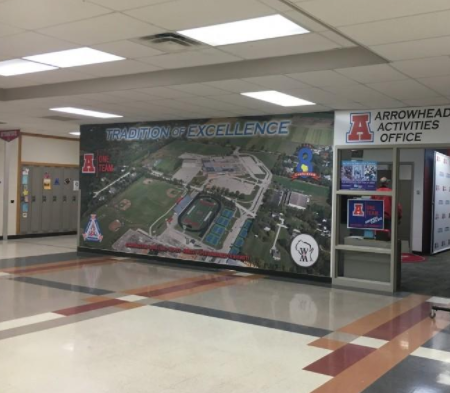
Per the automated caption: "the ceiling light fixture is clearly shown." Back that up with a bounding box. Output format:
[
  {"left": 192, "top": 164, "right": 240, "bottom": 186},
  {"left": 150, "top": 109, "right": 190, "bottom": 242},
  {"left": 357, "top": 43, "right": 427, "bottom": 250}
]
[
  {"left": 241, "top": 91, "right": 315, "bottom": 107},
  {"left": 51, "top": 107, "right": 123, "bottom": 119},
  {"left": 178, "top": 15, "right": 309, "bottom": 46},
  {"left": 69, "top": 131, "right": 80, "bottom": 136},
  {"left": 0, "top": 59, "right": 57, "bottom": 76},
  {"left": 24, "top": 48, "right": 124, "bottom": 68}
]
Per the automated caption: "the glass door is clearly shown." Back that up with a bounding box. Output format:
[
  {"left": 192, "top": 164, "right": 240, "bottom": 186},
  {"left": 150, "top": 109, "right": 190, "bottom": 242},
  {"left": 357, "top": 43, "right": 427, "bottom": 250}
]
[{"left": 331, "top": 146, "right": 400, "bottom": 292}]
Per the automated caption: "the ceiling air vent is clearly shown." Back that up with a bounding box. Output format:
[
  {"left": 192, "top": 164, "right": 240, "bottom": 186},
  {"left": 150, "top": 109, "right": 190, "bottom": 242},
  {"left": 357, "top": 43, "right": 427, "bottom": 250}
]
[{"left": 131, "top": 33, "right": 202, "bottom": 53}]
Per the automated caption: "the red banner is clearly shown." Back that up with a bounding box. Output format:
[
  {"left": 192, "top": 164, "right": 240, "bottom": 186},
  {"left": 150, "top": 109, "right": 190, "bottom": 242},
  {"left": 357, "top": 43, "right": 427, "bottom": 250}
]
[
  {"left": 0, "top": 129, "right": 20, "bottom": 142},
  {"left": 291, "top": 172, "right": 321, "bottom": 180}
]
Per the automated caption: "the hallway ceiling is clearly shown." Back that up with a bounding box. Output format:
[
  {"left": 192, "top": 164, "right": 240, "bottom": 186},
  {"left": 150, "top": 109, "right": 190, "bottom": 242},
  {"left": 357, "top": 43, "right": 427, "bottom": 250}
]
[{"left": 0, "top": 0, "right": 450, "bottom": 136}]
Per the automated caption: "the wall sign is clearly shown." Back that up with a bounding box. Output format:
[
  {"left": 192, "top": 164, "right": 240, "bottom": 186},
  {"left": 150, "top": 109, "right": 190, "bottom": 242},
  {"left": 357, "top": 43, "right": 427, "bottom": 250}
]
[
  {"left": 348, "top": 199, "right": 384, "bottom": 230},
  {"left": 0, "top": 129, "right": 20, "bottom": 142},
  {"left": 341, "top": 161, "right": 377, "bottom": 190},
  {"left": 80, "top": 114, "right": 334, "bottom": 278},
  {"left": 335, "top": 106, "right": 450, "bottom": 145}
]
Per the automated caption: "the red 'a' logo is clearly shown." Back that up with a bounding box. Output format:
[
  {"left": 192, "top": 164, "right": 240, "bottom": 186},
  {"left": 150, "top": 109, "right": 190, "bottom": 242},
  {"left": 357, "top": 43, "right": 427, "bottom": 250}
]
[
  {"left": 347, "top": 113, "right": 373, "bottom": 143},
  {"left": 353, "top": 203, "right": 364, "bottom": 217},
  {"left": 82, "top": 153, "right": 96, "bottom": 174}
]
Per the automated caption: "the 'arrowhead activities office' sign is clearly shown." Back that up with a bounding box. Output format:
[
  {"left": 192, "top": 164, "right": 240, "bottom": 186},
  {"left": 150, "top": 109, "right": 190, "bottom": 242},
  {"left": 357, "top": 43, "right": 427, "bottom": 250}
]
[{"left": 335, "top": 106, "right": 450, "bottom": 145}]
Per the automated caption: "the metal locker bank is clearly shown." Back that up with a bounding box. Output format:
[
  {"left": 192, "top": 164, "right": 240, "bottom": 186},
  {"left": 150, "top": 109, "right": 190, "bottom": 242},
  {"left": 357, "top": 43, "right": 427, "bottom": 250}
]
[{"left": 19, "top": 165, "right": 79, "bottom": 235}]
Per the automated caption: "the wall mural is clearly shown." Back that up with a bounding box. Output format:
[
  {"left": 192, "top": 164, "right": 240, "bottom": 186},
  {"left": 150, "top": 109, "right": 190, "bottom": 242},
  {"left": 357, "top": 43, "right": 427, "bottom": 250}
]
[{"left": 80, "top": 113, "right": 334, "bottom": 277}]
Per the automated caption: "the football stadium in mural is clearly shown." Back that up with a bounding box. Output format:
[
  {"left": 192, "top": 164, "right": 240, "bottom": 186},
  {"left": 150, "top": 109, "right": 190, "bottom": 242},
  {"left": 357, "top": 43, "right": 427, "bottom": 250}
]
[{"left": 80, "top": 113, "right": 333, "bottom": 277}]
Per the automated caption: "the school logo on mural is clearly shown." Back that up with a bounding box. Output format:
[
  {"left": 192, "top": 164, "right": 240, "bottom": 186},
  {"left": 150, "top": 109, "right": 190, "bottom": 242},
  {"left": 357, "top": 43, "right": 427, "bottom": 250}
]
[
  {"left": 347, "top": 113, "right": 374, "bottom": 143},
  {"left": 82, "top": 153, "right": 96, "bottom": 174},
  {"left": 291, "top": 147, "right": 320, "bottom": 180},
  {"left": 290, "top": 234, "right": 319, "bottom": 268},
  {"left": 83, "top": 214, "right": 103, "bottom": 242}
]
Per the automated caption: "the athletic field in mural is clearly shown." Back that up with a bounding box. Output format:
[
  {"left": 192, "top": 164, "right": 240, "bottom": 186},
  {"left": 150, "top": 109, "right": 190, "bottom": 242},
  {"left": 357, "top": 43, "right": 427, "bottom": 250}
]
[{"left": 80, "top": 113, "right": 333, "bottom": 277}]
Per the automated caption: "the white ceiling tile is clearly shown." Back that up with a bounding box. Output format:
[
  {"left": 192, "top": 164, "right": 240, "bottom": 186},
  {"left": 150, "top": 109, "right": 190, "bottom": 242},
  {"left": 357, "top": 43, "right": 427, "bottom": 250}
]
[
  {"left": 402, "top": 97, "right": 450, "bottom": 107},
  {"left": 287, "top": 70, "right": 358, "bottom": 87},
  {"left": 242, "top": 75, "right": 312, "bottom": 90},
  {"left": 38, "top": 13, "right": 163, "bottom": 46},
  {"left": 339, "top": 10, "right": 450, "bottom": 46},
  {"left": 323, "top": 84, "right": 394, "bottom": 101},
  {"left": 139, "top": 48, "right": 241, "bottom": 69},
  {"left": 20, "top": 69, "right": 93, "bottom": 84},
  {"left": 125, "top": 0, "right": 274, "bottom": 30},
  {"left": 282, "top": 10, "right": 328, "bottom": 32},
  {"left": 326, "top": 102, "right": 367, "bottom": 110},
  {"left": 367, "top": 80, "right": 440, "bottom": 100},
  {"left": 335, "top": 64, "right": 409, "bottom": 84},
  {"left": 0, "top": 32, "right": 77, "bottom": 58},
  {"left": 92, "top": 40, "right": 163, "bottom": 59},
  {"left": 298, "top": 0, "right": 450, "bottom": 27},
  {"left": 137, "top": 86, "right": 194, "bottom": 99},
  {"left": 105, "top": 90, "right": 166, "bottom": 102},
  {"left": 77, "top": 60, "right": 160, "bottom": 77},
  {"left": 89, "top": 0, "right": 173, "bottom": 11},
  {"left": 319, "top": 31, "right": 356, "bottom": 47},
  {"left": 170, "top": 83, "right": 229, "bottom": 96},
  {"left": 203, "top": 79, "right": 265, "bottom": 93},
  {"left": 357, "top": 99, "right": 407, "bottom": 109},
  {"left": 417, "top": 76, "right": 450, "bottom": 96},
  {"left": 0, "top": 77, "right": 41, "bottom": 88},
  {"left": 370, "top": 36, "right": 450, "bottom": 61},
  {"left": 212, "top": 94, "right": 273, "bottom": 112},
  {"left": 0, "top": 0, "right": 110, "bottom": 30},
  {"left": 283, "top": 87, "right": 352, "bottom": 105},
  {"left": 221, "top": 33, "right": 338, "bottom": 59},
  {"left": 392, "top": 57, "right": 450, "bottom": 78},
  {"left": 258, "top": 0, "right": 292, "bottom": 12},
  {"left": 0, "top": 23, "right": 23, "bottom": 38},
  {"left": 177, "top": 96, "right": 249, "bottom": 114}
]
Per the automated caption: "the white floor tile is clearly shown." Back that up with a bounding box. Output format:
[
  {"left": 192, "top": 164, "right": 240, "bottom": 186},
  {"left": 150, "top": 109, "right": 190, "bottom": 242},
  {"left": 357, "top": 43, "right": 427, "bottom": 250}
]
[
  {"left": 412, "top": 347, "right": 450, "bottom": 363},
  {"left": 117, "top": 295, "right": 148, "bottom": 302},
  {"left": 351, "top": 336, "right": 388, "bottom": 349},
  {"left": 0, "top": 312, "right": 63, "bottom": 332}
]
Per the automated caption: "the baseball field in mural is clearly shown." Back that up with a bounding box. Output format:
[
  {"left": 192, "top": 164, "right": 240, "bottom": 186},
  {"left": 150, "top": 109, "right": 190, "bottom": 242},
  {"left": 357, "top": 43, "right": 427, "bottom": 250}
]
[{"left": 80, "top": 113, "right": 333, "bottom": 277}]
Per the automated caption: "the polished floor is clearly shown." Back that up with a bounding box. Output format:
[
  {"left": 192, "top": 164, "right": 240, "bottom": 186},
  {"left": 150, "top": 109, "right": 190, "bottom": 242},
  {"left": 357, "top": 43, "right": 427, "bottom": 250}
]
[{"left": 1, "top": 236, "right": 450, "bottom": 393}]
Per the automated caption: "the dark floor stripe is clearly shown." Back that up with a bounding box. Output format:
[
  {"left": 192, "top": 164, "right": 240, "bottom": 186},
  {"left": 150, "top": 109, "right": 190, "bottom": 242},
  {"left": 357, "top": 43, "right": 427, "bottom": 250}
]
[
  {"left": 304, "top": 343, "right": 376, "bottom": 376},
  {"left": 138, "top": 274, "right": 238, "bottom": 298},
  {"left": 0, "top": 252, "right": 97, "bottom": 269},
  {"left": 55, "top": 298, "right": 127, "bottom": 316},
  {"left": 152, "top": 301, "right": 331, "bottom": 337},
  {"left": 364, "top": 302, "right": 430, "bottom": 340},
  {"left": 11, "top": 276, "right": 112, "bottom": 295}
]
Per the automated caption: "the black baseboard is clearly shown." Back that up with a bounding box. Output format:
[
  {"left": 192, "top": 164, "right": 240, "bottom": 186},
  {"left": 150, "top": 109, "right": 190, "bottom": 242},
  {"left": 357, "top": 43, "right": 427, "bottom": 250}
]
[
  {"left": 77, "top": 246, "right": 332, "bottom": 284},
  {"left": 1, "top": 231, "right": 77, "bottom": 240}
]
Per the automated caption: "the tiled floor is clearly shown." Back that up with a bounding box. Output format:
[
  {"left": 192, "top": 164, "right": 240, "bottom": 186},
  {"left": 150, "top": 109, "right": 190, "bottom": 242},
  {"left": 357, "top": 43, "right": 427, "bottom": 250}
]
[{"left": 1, "top": 237, "right": 450, "bottom": 393}]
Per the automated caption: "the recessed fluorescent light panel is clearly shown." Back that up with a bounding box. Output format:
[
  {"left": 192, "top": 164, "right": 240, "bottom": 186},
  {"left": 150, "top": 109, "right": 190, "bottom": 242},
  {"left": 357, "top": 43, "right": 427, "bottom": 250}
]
[
  {"left": 241, "top": 91, "right": 315, "bottom": 107},
  {"left": 51, "top": 107, "right": 123, "bottom": 119},
  {"left": 69, "top": 131, "right": 80, "bottom": 136},
  {"left": 178, "top": 15, "right": 309, "bottom": 46},
  {"left": 24, "top": 47, "right": 124, "bottom": 68},
  {"left": 0, "top": 59, "right": 57, "bottom": 76}
]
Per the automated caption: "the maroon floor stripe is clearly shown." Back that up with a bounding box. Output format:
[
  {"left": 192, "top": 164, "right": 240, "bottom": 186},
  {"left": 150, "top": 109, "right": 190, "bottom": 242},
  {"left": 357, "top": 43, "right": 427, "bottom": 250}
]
[
  {"left": 138, "top": 274, "right": 238, "bottom": 297},
  {"left": 304, "top": 344, "right": 376, "bottom": 377},
  {"left": 10, "top": 258, "right": 112, "bottom": 275},
  {"left": 364, "top": 302, "right": 430, "bottom": 341},
  {"left": 55, "top": 299, "right": 127, "bottom": 316}
]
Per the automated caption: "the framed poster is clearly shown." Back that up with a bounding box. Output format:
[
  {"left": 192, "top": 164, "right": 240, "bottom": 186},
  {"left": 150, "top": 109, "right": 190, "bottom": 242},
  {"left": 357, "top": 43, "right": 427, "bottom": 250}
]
[
  {"left": 341, "top": 161, "right": 377, "bottom": 190},
  {"left": 348, "top": 199, "right": 384, "bottom": 230}
]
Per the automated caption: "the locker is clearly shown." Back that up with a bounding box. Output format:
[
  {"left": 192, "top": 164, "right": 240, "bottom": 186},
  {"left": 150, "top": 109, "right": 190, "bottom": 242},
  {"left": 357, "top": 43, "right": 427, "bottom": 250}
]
[
  {"left": 50, "top": 167, "right": 63, "bottom": 232},
  {"left": 19, "top": 165, "right": 31, "bottom": 235},
  {"left": 69, "top": 167, "right": 79, "bottom": 231},
  {"left": 61, "top": 168, "right": 72, "bottom": 231},
  {"left": 41, "top": 166, "right": 52, "bottom": 233},
  {"left": 30, "top": 166, "right": 43, "bottom": 233}
]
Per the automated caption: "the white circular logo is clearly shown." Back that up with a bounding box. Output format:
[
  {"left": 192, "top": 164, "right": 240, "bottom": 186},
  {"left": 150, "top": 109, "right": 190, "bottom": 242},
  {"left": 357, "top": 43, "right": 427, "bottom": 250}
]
[{"left": 290, "top": 234, "right": 319, "bottom": 268}]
